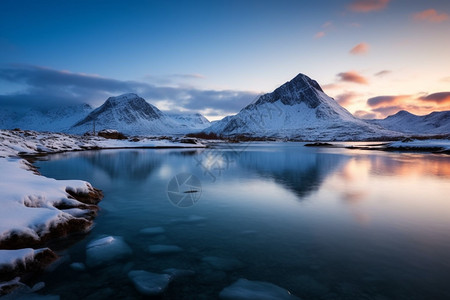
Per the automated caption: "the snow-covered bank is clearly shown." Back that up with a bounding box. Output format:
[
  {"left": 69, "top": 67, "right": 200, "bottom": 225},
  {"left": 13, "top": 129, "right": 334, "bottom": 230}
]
[
  {"left": 386, "top": 139, "right": 450, "bottom": 153},
  {"left": 0, "top": 129, "right": 205, "bottom": 158},
  {"left": 0, "top": 129, "right": 205, "bottom": 294},
  {"left": 0, "top": 158, "right": 102, "bottom": 249}
]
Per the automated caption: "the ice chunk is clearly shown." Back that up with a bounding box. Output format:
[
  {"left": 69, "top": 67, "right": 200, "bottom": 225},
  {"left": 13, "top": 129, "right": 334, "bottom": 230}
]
[
  {"left": 139, "top": 226, "right": 165, "bottom": 235},
  {"left": 219, "top": 278, "right": 300, "bottom": 300},
  {"left": 128, "top": 270, "right": 172, "bottom": 296},
  {"left": 202, "top": 256, "right": 243, "bottom": 271},
  {"left": 148, "top": 244, "right": 183, "bottom": 255},
  {"left": 86, "top": 236, "right": 132, "bottom": 267}
]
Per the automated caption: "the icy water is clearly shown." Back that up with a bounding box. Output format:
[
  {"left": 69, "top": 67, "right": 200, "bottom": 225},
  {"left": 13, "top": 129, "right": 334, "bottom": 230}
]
[{"left": 32, "top": 143, "right": 450, "bottom": 299}]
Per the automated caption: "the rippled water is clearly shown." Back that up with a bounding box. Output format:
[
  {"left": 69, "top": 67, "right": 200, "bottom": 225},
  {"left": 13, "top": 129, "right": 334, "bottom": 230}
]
[{"left": 32, "top": 142, "right": 450, "bottom": 299}]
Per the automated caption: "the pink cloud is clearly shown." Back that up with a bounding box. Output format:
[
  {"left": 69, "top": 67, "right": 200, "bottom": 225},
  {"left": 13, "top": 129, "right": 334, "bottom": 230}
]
[
  {"left": 337, "top": 71, "right": 369, "bottom": 84},
  {"left": 314, "top": 31, "right": 326, "bottom": 39},
  {"left": 420, "top": 92, "right": 450, "bottom": 104},
  {"left": 350, "top": 42, "right": 370, "bottom": 55},
  {"left": 364, "top": 93, "right": 450, "bottom": 118},
  {"left": 335, "top": 92, "right": 359, "bottom": 107},
  {"left": 349, "top": 0, "right": 390, "bottom": 13},
  {"left": 367, "top": 95, "right": 411, "bottom": 107},
  {"left": 413, "top": 9, "right": 449, "bottom": 23}
]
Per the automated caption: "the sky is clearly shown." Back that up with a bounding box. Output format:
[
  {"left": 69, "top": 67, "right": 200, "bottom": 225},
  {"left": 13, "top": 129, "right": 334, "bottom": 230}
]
[{"left": 1, "top": 0, "right": 449, "bottom": 120}]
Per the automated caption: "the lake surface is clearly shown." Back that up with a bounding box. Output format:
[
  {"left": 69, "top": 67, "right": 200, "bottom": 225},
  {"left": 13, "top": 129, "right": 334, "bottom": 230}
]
[{"left": 32, "top": 142, "right": 450, "bottom": 299}]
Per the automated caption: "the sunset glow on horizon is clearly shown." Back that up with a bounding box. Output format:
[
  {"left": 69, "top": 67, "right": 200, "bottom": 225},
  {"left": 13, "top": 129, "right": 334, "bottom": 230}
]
[{"left": 1, "top": 0, "right": 449, "bottom": 120}]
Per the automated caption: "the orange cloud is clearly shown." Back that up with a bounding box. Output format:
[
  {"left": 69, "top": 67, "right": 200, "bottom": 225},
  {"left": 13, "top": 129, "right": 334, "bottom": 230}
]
[
  {"left": 363, "top": 93, "right": 450, "bottom": 118},
  {"left": 350, "top": 42, "right": 370, "bottom": 55},
  {"left": 337, "top": 71, "right": 368, "bottom": 84},
  {"left": 420, "top": 92, "right": 450, "bottom": 104},
  {"left": 349, "top": 0, "right": 390, "bottom": 13},
  {"left": 414, "top": 9, "right": 449, "bottom": 23}
]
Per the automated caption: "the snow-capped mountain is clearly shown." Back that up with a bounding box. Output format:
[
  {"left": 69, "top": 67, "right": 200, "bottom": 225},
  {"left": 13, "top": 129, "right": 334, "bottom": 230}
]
[
  {"left": 368, "top": 110, "right": 450, "bottom": 135},
  {"left": 69, "top": 93, "right": 210, "bottom": 135},
  {"left": 167, "top": 113, "right": 211, "bottom": 131},
  {"left": 0, "top": 104, "right": 92, "bottom": 132},
  {"left": 204, "top": 73, "right": 400, "bottom": 140}
]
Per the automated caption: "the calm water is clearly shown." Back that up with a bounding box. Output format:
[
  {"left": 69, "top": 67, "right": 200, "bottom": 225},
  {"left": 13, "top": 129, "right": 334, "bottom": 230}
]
[{"left": 32, "top": 143, "right": 450, "bottom": 299}]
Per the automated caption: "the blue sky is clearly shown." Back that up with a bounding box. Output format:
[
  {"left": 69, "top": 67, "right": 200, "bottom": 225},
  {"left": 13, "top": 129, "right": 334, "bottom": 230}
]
[{"left": 1, "top": 0, "right": 449, "bottom": 120}]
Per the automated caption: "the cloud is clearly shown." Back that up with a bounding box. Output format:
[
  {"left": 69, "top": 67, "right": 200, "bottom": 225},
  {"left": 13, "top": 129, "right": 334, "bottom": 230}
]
[
  {"left": 337, "top": 71, "right": 368, "bottom": 84},
  {"left": 314, "top": 31, "right": 326, "bottom": 39},
  {"left": 314, "top": 21, "right": 333, "bottom": 39},
  {"left": 374, "top": 70, "right": 391, "bottom": 77},
  {"left": 321, "top": 83, "right": 343, "bottom": 91},
  {"left": 419, "top": 92, "right": 450, "bottom": 104},
  {"left": 335, "top": 92, "right": 358, "bottom": 106},
  {"left": 0, "top": 64, "right": 257, "bottom": 116},
  {"left": 367, "top": 95, "right": 411, "bottom": 107},
  {"left": 349, "top": 42, "right": 370, "bottom": 55},
  {"left": 169, "top": 73, "right": 205, "bottom": 79},
  {"left": 413, "top": 9, "right": 449, "bottom": 23},
  {"left": 354, "top": 110, "right": 377, "bottom": 119},
  {"left": 364, "top": 93, "right": 448, "bottom": 118},
  {"left": 348, "top": 22, "right": 361, "bottom": 28},
  {"left": 349, "top": 0, "right": 390, "bottom": 13}
]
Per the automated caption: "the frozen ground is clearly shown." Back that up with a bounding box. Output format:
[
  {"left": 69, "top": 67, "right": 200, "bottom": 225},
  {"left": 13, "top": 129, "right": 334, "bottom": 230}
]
[{"left": 0, "top": 129, "right": 204, "bottom": 295}]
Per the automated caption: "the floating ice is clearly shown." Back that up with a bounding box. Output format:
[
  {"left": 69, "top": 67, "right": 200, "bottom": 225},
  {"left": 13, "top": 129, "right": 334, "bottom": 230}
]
[
  {"left": 128, "top": 270, "right": 172, "bottom": 296},
  {"left": 148, "top": 244, "right": 183, "bottom": 255},
  {"left": 86, "top": 236, "right": 132, "bottom": 267},
  {"left": 219, "top": 278, "right": 300, "bottom": 300}
]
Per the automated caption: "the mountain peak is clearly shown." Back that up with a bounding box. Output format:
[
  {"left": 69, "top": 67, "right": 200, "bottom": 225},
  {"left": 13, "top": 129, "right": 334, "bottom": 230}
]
[
  {"left": 290, "top": 73, "right": 324, "bottom": 93},
  {"left": 105, "top": 93, "right": 142, "bottom": 105},
  {"left": 392, "top": 110, "right": 415, "bottom": 117},
  {"left": 250, "top": 73, "right": 326, "bottom": 108}
]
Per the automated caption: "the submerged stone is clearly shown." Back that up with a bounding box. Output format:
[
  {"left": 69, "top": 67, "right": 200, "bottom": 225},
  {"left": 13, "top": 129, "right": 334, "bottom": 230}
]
[
  {"left": 128, "top": 270, "right": 172, "bottom": 296},
  {"left": 219, "top": 278, "right": 300, "bottom": 300},
  {"left": 86, "top": 236, "right": 132, "bottom": 267}
]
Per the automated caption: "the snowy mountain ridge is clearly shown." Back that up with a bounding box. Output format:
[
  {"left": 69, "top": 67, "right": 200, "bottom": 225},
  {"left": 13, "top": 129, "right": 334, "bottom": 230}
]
[
  {"left": 204, "top": 73, "right": 401, "bottom": 141},
  {"left": 369, "top": 110, "right": 450, "bottom": 135},
  {"left": 1, "top": 93, "right": 211, "bottom": 136}
]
